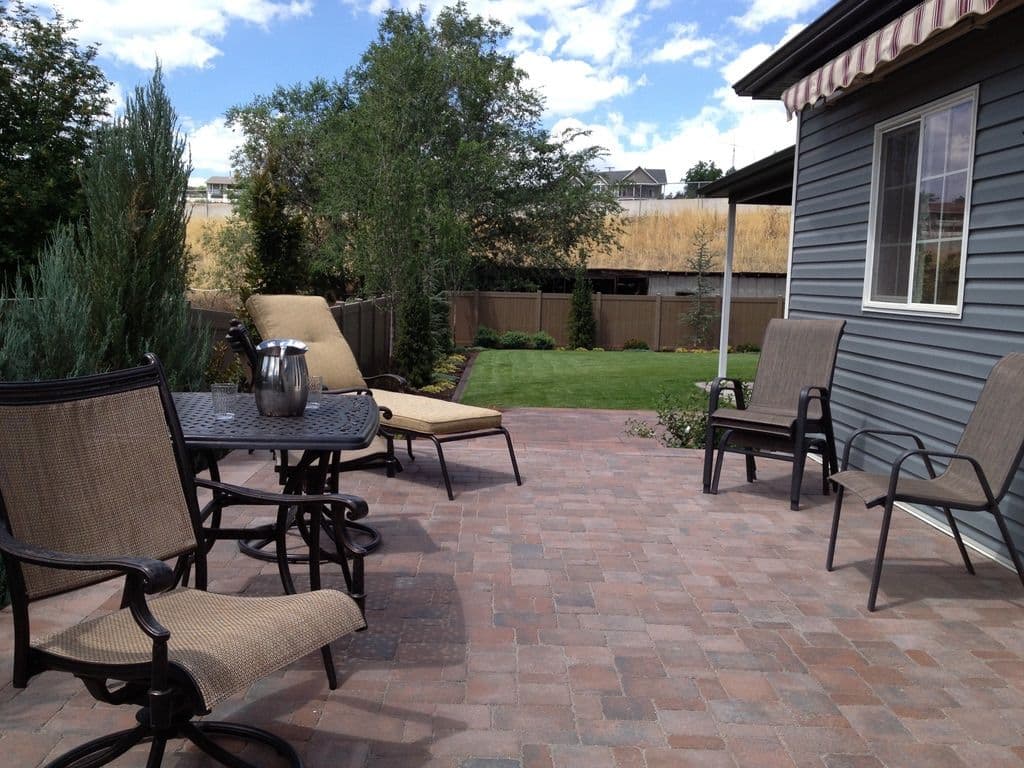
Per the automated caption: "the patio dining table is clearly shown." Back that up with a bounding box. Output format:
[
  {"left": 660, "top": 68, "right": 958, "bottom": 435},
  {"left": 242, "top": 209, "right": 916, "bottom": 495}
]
[{"left": 172, "top": 391, "right": 381, "bottom": 592}]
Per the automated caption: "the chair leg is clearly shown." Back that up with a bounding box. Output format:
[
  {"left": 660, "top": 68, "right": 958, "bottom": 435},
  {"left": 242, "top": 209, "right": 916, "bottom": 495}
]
[
  {"left": 429, "top": 435, "right": 455, "bottom": 500},
  {"left": 868, "top": 499, "right": 896, "bottom": 612},
  {"left": 826, "top": 485, "right": 844, "bottom": 571},
  {"left": 745, "top": 450, "right": 757, "bottom": 483},
  {"left": 702, "top": 423, "right": 716, "bottom": 493},
  {"left": 184, "top": 721, "right": 301, "bottom": 768},
  {"left": 500, "top": 427, "right": 523, "bottom": 485},
  {"left": 406, "top": 435, "right": 415, "bottom": 460},
  {"left": 145, "top": 736, "right": 168, "bottom": 768},
  {"left": 991, "top": 504, "right": 1024, "bottom": 588},
  {"left": 790, "top": 438, "right": 808, "bottom": 512},
  {"left": 384, "top": 434, "right": 398, "bottom": 478},
  {"left": 941, "top": 506, "right": 974, "bottom": 575},
  {"left": 46, "top": 724, "right": 149, "bottom": 767},
  {"left": 711, "top": 430, "right": 732, "bottom": 494}
]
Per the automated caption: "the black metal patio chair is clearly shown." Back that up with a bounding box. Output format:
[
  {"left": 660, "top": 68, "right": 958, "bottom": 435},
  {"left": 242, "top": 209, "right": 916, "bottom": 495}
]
[
  {"left": 828, "top": 352, "right": 1024, "bottom": 611},
  {"left": 703, "top": 317, "right": 846, "bottom": 510},
  {"left": 0, "top": 356, "right": 366, "bottom": 767}
]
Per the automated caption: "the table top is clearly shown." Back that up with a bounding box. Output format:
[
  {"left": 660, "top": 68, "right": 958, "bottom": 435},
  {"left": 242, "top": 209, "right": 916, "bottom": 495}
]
[{"left": 173, "top": 392, "right": 379, "bottom": 452}]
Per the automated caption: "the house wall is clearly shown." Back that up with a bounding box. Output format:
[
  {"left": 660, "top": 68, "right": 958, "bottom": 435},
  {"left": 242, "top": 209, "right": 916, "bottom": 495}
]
[{"left": 789, "top": 11, "right": 1024, "bottom": 562}]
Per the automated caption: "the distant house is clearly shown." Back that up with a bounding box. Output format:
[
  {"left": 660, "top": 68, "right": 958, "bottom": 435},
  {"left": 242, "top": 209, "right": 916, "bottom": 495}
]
[
  {"left": 205, "top": 176, "right": 236, "bottom": 202},
  {"left": 597, "top": 167, "right": 667, "bottom": 199},
  {"left": 731, "top": 0, "right": 1024, "bottom": 570}
]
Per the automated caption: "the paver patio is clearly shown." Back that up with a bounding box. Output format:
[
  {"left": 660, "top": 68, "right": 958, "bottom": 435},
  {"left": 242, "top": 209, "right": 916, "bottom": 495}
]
[{"left": 2, "top": 407, "right": 1024, "bottom": 767}]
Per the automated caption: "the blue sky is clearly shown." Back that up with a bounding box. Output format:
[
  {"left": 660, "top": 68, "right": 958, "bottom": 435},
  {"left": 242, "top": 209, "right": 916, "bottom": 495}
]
[{"left": 38, "top": 1, "right": 828, "bottom": 188}]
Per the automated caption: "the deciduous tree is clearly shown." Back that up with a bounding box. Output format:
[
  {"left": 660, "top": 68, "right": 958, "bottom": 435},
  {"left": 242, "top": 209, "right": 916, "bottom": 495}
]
[{"left": 0, "top": 1, "right": 110, "bottom": 281}]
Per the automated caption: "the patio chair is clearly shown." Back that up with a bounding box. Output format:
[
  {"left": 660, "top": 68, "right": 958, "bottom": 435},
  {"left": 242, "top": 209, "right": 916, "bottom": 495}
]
[
  {"left": 703, "top": 317, "right": 846, "bottom": 510},
  {"left": 827, "top": 352, "right": 1024, "bottom": 612},
  {"left": 0, "top": 356, "right": 366, "bottom": 767},
  {"left": 240, "top": 294, "right": 522, "bottom": 500}
]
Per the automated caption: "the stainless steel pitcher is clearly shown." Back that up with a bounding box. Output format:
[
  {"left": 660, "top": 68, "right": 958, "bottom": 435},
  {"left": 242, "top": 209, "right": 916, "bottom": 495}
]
[{"left": 254, "top": 339, "right": 309, "bottom": 417}]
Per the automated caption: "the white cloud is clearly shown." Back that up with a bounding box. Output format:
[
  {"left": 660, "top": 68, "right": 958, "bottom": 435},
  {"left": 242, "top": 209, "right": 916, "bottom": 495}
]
[
  {"left": 184, "top": 116, "right": 240, "bottom": 178},
  {"left": 647, "top": 22, "right": 714, "bottom": 64},
  {"left": 516, "top": 51, "right": 633, "bottom": 116},
  {"left": 39, "top": 1, "right": 312, "bottom": 70},
  {"left": 731, "top": 0, "right": 821, "bottom": 32}
]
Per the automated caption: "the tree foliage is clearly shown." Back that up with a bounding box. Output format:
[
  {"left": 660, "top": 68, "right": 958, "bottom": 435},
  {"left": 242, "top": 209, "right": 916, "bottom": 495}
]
[
  {"left": 683, "top": 160, "right": 724, "bottom": 198},
  {"left": 568, "top": 267, "right": 596, "bottom": 349},
  {"left": 0, "top": 68, "right": 209, "bottom": 390},
  {"left": 683, "top": 221, "right": 719, "bottom": 349},
  {"left": 0, "top": 1, "right": 110, "bottom": 282}
]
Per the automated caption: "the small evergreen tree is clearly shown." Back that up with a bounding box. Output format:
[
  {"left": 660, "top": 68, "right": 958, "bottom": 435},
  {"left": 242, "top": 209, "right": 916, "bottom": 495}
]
[
  {"left": 683, "top": 221, "right": 719, "bottom": 349},
  {"left": 568, "top": 267, "right": 596, "bottom": 349},
  {"left": 0, "top": 66, "right": 210, "bottom": 390},
  {"left": 393, "top": 271, "right": 435, "bottom": 387}
]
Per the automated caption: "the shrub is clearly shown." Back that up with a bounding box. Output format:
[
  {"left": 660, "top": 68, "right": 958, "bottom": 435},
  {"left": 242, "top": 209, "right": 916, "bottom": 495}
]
[
  {"left": 500, "top": 330, "right": 532, "bottom": 349},
  {"left": 622, "top": 338, "right": 649, "bottom": 350},
  {"left": 654, "top": 388, "right": 709, "bottom": 449},
  {"left": 732, "top": 342, "right": 760, "bottom": 353},
  {"left": 568, "top": 267, "right": 595, "bottom": 349},
  {"left": 474, "top": 325, "right": 501, "bottom": 348},
  {"left": 531, "top": 331, "right": 555, "bottom": 350}
]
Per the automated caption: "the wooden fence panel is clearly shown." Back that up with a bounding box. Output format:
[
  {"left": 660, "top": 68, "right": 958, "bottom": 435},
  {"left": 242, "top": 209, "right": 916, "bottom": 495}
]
[{"left": 450, "top": 291, "right": 782, "bottom": 350}]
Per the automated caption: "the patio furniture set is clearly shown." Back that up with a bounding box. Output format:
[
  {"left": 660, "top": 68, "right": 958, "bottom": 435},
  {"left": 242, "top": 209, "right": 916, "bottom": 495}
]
[{"left": 0, "top": 308, "right": 1022, "bottom": 767}]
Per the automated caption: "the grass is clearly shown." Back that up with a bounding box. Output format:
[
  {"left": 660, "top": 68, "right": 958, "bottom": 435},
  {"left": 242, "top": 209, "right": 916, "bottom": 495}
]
[
  {"left": 459, "top": 349, "right": 760, "bottom": 410},
  {"left": 590, "top": 205, "right": 790, "bottom": 274}
]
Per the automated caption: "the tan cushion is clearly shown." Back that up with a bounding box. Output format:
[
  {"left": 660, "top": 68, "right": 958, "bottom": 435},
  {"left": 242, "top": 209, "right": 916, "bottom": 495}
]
[
  {"left": 35, "top": 588, "right": 365, "bottom": 712},
  {"left": 246, "top": 295, "right": 365, "bottom": 390},
  {"left": 372, "top": 389, "right": 502, "bottom": 435}
]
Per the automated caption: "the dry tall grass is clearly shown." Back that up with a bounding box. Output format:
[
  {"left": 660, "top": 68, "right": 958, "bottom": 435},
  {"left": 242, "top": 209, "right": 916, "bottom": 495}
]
[{"left": 591, "top": 205, "right": 789, "bottom": 273}]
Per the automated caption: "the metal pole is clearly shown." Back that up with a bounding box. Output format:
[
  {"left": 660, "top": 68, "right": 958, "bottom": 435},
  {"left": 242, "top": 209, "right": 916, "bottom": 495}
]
[{"left": 717, "top": 202, "right": 736, "bottom": 378}]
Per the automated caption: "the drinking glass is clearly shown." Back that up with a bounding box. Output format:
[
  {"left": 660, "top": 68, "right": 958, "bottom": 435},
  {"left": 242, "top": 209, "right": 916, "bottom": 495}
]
[
  {"left": 211, "top": 382, "right": 237, "bottom": 420},
  {"left": 306, "top": 375, "right": 323, "bottom": 411}
]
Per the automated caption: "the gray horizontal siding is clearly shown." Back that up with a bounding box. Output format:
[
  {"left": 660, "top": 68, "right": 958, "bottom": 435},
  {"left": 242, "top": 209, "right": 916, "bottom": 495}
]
[{"left": 788, "top": 9, "right": 1024, "bottom": 566}]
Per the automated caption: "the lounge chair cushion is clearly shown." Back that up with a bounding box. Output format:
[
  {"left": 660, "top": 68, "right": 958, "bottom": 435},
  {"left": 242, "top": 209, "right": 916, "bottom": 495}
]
[
  {"left": 247, "top": 295, "right": 366, "bottom": 390},
  {"left": 372, "top": 389, "right": 502, "bottom": 435},
  {"left": 710, "top": 405, "right": 796, "bottom": 436}
]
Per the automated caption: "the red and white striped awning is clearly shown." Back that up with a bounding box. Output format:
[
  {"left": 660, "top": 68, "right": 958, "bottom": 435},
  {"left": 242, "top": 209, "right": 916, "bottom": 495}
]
[{"left": 782, "top": 0, "right": 1006, "bottom": 117}]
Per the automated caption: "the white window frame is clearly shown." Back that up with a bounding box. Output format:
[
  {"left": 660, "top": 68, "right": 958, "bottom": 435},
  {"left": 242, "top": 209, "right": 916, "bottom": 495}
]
[{"left": 862, "top": 85, "right": 978, "bottom": 318}]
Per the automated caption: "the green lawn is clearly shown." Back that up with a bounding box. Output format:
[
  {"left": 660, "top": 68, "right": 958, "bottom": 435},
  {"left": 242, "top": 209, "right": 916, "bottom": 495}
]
[{"left": 459, "top": 350, "right": 759, "bottom": 410}]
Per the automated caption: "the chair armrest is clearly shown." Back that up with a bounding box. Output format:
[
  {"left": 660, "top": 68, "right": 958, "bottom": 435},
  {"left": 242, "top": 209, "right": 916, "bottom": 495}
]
[
  {"left": 321, "top": 390, "right": 393, "bottom": 420},
  {"left": 840, "top": 428, "right": 927, "bottom": 472},
  {"left": 796, "top": 385, "right": 831, "bottom": 423},
  {"left": 708, "top": 377, "right": 746, "bottom": 414},
  {"left": 364, "top": 373, "right": 410, "bottom": 392},
  {"left": 0, "top": 525, "right": 175, "bottom": 593},
  {"left": 889, "top": 449, "right": 996, "bottom": 505},
  {"left": 194, "top": 478, "right": 370, "bottom": 520}
]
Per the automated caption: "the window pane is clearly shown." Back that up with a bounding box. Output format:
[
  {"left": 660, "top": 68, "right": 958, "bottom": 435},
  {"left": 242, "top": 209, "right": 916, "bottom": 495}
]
[
  {"left": 939, "top": 171, "right": 967, "bottom": 240},
  {"left": 936, "top": 240, "right": 961, "bottom": 305},
  {"left": 946, "top": 100, "right": 973, "bottom": 171},
  {"left": 917, "top": 178, "right": 944, "bottom": 240},
  {"left": 872, "top": 124, "right": 918, "bottom": 303},
  {"left": 921, "top": 109, "right": 950, "bottom": 178},
  {"left": 912, "top": 241, "right": 938, "bottom": 303}
]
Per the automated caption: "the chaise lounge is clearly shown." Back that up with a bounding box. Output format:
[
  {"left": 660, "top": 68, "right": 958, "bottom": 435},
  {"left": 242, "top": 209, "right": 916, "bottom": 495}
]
[{"left": 238, "top": 294, "right": 522, "bottom": 500}]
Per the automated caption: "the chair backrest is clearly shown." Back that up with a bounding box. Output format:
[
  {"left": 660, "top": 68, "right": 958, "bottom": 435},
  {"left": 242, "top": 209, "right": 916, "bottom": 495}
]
[
  {"left": 951, "top": 352, "right": 1024, "bottom": 501},
  {"left": 246, "top": 295, "right": 366, "bottom": 390},
  {"left": 0, "top": 357, "right": 201, "bottom": 602},
  {"left": 749, "top": 318, "right": 846, "bottom": 414}
]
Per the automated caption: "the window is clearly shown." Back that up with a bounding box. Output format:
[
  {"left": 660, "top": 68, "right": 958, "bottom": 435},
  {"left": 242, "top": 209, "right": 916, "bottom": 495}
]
[{"left": 864, "top": 88, "right": 977, "bottom": 314}]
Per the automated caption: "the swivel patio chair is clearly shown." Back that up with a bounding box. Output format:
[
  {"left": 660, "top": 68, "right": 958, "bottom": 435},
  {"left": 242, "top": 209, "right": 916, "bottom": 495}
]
[
  {"left": 703, "top": 317, "right": 846, "bottom": 510},
  {"left": 0, "top": 356, "right": 366, "bottom": 767},
  {"left": 828, "top": 352, "right": 1024, "bottom": 612},
  {"left": 238, "top": 294, "right": 522, "bottom": 500}
]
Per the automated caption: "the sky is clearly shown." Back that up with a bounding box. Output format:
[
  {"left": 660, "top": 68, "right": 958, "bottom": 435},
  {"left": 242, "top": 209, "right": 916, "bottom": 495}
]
[{"left": 35, "top": 0, "right": 829, "bottom": 189}]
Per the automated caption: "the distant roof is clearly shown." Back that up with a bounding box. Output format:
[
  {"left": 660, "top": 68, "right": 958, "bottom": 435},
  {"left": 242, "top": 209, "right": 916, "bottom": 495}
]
[
  {"left": 699, "top": 147, "right": 794, "bottom": 206},
  {"left": 599, "top": 167, "right": 668, "bottom": 185},
  {"left": 206, "top": 175, "right": 236, "bottom": 185}
]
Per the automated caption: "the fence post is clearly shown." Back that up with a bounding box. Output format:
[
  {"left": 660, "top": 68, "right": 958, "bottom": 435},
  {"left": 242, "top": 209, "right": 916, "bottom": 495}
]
[
  {"left": 535, "top": 290, "right": 543, "bottom": 332},
  {"left": 594, "top": 292, "right": 602, "bottom": 347},
  {"left": 473, "top": 290, "right": 481, "bottom": 336},
  {"left": 654, "top": 294, "right": 663, "bottom": 351}
]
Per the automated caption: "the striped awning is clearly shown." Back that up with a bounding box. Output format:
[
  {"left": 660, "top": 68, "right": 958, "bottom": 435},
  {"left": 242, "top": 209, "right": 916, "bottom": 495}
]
[{"left": 782, "top": 0, "right": 1005, "bottom": 117}]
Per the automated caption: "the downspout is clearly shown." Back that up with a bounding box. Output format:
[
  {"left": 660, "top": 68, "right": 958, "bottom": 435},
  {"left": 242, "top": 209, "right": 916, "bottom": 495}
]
[{"left": 783, "top": 110, "right": 802, "bottom": 318}]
